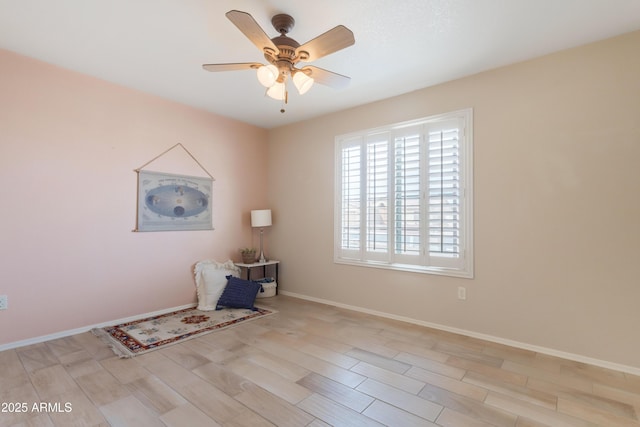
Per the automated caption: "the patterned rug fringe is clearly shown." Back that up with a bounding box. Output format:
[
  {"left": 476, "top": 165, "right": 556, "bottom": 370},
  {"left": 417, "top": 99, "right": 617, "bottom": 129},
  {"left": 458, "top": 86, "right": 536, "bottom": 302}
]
[{"left": 92, "top": 328, "right": 138, "bottom": 358}]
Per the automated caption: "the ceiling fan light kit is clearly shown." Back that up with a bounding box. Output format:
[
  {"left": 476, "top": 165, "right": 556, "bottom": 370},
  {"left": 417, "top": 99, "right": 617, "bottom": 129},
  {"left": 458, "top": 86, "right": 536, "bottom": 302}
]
[
  {"left": 203, "top": 10, "right": 355, "bottom": 111},
  {"left": 293, "top": 70, "right": 314, "bottom": 95},
  {"left": 266, "top": 81, "right": 286, "bottom": 100},
  {"left": 257, "top": 64, "right": 279, "bottom": 87}
]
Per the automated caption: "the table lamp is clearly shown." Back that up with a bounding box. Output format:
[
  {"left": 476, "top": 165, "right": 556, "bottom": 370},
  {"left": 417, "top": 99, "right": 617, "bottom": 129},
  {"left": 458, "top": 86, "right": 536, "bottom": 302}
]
[{"left": 251, "top": 209, "right": 272, "bottom": 263}]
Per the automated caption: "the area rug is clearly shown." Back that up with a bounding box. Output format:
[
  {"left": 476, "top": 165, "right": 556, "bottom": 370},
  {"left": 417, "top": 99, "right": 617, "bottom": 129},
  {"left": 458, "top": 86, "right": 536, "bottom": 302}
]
[{"left": 92, "top": 306, "right": 276, "bottom": 358}]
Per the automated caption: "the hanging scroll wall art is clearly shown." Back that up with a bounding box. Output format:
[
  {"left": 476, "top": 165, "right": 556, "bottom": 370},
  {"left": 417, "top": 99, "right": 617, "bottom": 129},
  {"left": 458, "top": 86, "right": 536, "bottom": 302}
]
[
  {"left": 134, "top": 144, "right": 214, "bottom": 232},
  {"left": 137, "top": 170, "right": 212, "bottom": 231}
]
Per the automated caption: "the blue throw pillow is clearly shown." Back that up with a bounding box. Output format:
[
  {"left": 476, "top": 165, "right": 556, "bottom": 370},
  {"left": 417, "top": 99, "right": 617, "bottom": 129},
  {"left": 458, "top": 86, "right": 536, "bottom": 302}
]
[{"left": 217, "top": 275, "right": 262, "bottom": 310}]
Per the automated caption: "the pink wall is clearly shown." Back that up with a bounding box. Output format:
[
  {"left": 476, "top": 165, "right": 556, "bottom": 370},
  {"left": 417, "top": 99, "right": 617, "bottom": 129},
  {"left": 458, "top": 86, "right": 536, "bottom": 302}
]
[{"left": 0, "top": 49, "right": 269, "bottom": 345}]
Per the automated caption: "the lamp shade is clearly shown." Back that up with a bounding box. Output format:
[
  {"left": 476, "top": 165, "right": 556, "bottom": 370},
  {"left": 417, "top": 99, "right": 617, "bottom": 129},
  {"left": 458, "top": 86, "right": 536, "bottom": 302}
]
[
  {"left": 293, "top": 71, "right": 314, "bottom": 95},
  {"left": 266, "top": 81, "right": 286, "bottom": 100},
  {"left": 257, "top": 64, "right": 278, "bottom": 88},
  {"left": 251, "top": 209, "right": 272, "bottom": 228}
]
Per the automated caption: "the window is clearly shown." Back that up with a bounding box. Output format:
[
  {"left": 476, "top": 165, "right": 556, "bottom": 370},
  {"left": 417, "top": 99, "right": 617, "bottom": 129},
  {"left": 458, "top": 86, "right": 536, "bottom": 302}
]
[{"left": 334, "top": 109, "right": 473, "bottom": 278}]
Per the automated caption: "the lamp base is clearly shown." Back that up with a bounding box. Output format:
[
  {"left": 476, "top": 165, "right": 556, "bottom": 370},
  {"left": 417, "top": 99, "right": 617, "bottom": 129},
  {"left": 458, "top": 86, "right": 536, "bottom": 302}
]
[{"left": 258, "top": 228, "right": 267, "bottom": 263}]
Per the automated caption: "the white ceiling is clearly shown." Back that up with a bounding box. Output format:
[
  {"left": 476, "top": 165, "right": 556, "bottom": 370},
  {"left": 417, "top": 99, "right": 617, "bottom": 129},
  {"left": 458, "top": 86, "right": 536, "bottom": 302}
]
[{"left": 2, "top": 0, "right": 640, "bottom": 129}]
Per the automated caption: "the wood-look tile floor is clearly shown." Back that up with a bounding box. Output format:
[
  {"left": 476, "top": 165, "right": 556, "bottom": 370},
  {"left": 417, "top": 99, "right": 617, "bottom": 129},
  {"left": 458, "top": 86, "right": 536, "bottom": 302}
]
[{"left": 1, "top": 295, "right": 639, "bottom": 426}]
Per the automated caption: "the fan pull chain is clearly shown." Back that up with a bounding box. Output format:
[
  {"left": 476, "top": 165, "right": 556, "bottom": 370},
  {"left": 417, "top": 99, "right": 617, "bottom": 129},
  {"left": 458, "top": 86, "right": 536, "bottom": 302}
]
[{"left": 280, "top": 89, "right": 288, "bottom": 113}]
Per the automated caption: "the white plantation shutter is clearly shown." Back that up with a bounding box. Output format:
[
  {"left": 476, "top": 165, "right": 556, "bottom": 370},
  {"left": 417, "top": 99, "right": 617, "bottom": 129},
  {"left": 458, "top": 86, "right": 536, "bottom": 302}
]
[
  {"left": 366, "top": 134, "right": 389, "bottom": 260},
  {"left": 427, "top": 122, "right": 461, "bottom": 267},
  {"left": 393, "top": 127, "right": 422, "bottom": 263},
  {"left": 340, "top": 138, "right": 362, "bottom": 257},
  {"left": 335, "top": 109, "right": 473, "bottom": 277}
]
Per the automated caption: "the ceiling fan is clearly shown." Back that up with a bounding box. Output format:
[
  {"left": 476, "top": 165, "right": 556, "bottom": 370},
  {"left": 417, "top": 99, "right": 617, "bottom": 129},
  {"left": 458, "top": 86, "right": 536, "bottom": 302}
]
[{"left": 203, "top": 10, "right": 355, "bottom": 111}]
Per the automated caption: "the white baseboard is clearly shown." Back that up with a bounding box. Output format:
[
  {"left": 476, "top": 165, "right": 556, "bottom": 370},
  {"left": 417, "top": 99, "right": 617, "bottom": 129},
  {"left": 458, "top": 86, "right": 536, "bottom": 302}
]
[
  {"left": 280, "top": 290, "right": 640, "bottom": 377},
  {"left": 0, "top": 303, "right": 196, "bottom": 353}
]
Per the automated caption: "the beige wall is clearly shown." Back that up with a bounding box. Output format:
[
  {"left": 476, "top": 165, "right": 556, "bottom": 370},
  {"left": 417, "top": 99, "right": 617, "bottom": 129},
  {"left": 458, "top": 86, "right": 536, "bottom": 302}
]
[
  {"left": 0, "top": 49, "right": 268, "bottom": 345},
  {"left": 267, "top": 31, "right": 640, "bottom": 370}
]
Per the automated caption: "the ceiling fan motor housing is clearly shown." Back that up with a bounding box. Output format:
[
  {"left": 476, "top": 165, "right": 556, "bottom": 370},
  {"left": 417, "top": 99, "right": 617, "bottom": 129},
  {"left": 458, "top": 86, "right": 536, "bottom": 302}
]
[{"left": 265, "top": 15, "right": 306, "bottom": 82}]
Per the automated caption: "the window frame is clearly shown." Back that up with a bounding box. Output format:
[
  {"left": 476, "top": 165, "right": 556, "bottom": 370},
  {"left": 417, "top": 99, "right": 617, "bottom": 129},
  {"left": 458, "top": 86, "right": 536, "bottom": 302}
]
[{"left": 334, "top": 108, "right": 474, "bottom": 278}]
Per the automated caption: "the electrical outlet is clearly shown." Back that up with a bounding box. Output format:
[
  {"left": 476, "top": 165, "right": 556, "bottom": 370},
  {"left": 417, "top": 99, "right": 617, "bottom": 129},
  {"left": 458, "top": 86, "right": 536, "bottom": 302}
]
[
  {"left": 457, "top": 287, "right": 466, "bottom": 301},
  {"left": 0, "top": 295, "right": 7, "bottom": 310}
]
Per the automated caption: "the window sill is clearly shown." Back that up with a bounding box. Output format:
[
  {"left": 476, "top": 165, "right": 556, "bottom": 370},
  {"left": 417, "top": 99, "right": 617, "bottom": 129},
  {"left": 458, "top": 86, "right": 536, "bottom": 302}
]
[{"left": 334, "top": 258, "right": 474, "bottom": 279}]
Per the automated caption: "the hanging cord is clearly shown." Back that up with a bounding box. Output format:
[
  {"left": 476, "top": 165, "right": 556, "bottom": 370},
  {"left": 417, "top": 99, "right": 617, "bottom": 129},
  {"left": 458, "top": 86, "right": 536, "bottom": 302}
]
[{"left": 134, "top": 143, "right": 215, "bottom": 180}]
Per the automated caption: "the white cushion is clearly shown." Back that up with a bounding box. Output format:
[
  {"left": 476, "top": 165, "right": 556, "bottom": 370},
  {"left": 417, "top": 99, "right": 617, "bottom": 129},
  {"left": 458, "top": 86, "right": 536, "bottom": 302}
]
[{"left": 193, "top": 260, "right": 240, "bottom": 311}]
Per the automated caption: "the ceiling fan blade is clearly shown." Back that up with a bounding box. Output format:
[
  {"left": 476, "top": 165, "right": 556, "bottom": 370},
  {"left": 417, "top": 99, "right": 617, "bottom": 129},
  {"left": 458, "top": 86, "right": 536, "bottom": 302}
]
[
  {"left": 202, "top": 63, "right": 262, "bottom": 72},
  {"left": 303, "top": 66, "right": 351, "bottom": 89},
  {"left": 226, "top": 10, "right": 279, "bottom": 55},
  {"left": 296, "top": 25, "right": 355, "bottom": 62}
]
